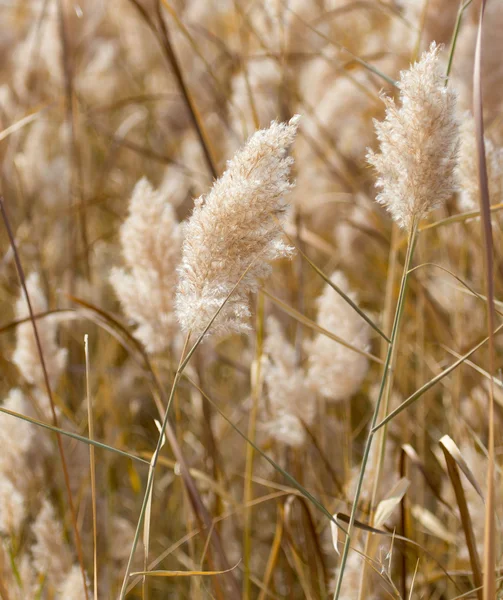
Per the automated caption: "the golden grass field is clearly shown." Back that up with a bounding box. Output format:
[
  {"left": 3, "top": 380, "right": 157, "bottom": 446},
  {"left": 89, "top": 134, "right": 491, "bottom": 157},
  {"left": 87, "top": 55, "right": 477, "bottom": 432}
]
[{"left": 0, "top": 0, "right": 502, "bottom": 598}]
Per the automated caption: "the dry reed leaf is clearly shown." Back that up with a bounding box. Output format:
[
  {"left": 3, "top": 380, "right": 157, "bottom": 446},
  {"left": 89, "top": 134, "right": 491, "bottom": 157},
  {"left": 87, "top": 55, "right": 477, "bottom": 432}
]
[
  {"left": 440, "top": 435, "right": 483, "bottom": 599},
  {"left": 374, "top": 477, "right": 410, "bottom": 528},
  {"left": 440, "top": 435, "right": 484, "bottom": 500},
  {"left": 401, "top": 444, "right": 453, "bottom": 512},
  {"left": 130, "top": 563, "right": 240, "bottom": 577},
  {"left": 410, "top": 505, "right": 457, "bottom": 544}
]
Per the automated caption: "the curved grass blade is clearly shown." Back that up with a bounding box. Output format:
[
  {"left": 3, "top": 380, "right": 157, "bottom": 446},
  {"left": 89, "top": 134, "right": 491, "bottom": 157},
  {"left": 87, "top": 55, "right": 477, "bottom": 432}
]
[
  {"left": 0, "top": 196, "right": 88, "bottom": 599},
  {"left": 445, "top": 0, "right": 475, "bottom": 81},
  {"left": 0, "top": 405, "right": 149, "bottom": 465},
  {"left": 440, "top": 436, "right": 483, "bottom": 599},
  {"left": 131, "top": 561, "right": 241, "bottom": 577},
  {"left": 372, "top": 321, "right": 503, "bottom": 432},
  {"left": 280, "top": 225, "right": 390, "bottom": 342},
  {"left": 262, "top": 289, "right": 384, "bottom": 364},
  {"left": 185, "top": 373, "right": 347, "bottom": 534}
]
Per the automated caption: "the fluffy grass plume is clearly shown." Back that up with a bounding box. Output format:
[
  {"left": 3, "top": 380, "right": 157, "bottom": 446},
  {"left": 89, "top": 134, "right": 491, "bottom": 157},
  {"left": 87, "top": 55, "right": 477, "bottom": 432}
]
[
  {"left": 110, "top": 177, "right": 182, "bottom": 353},
  {"left": 367, "top": 43, "right": 459, "bottom": 230},
  {"left": 0, "top": 2, "right": 502, "bottom": 598},
  {"left": 176, "top": 116, "right": 299, "bottom": 337}
]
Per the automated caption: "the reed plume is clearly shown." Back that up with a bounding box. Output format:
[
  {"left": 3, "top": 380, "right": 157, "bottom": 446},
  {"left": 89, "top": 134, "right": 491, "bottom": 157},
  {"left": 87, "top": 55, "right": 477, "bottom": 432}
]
[
  {"left": 307, "top": 271, "right": 370, "bottom": 402},
  {"left": 367, "top": 43, "right": 459, "bottom": 230},
  {"left": 176, "top": 116, "right": 300, "bottom": 337},
  {"left": 261, "top": 317, "right": 316, "bottom": 447},
  {"left": 12, "top": 272, "right": 67, "bottom": 390},
  {"left": 457, "top": 113, "right": 503, "bottom": 211},
  {"left": 110, "top": 177, "right": 182, "bottom": 353}
]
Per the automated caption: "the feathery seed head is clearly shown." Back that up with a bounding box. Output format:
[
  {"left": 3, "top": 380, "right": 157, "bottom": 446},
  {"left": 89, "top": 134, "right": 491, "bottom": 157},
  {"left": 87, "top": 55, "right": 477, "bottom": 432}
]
[
  {"left": 367, "top": 43, "right": 459, "bottom": 230},
  {"left": 307, "top": 271, "right": 370, "bottom": 401},
  {"left": 32, "top": 499, "right": 73, "bottom": 588},
  {"left": 261, "top": 317, "right": 316, "bottom": 448},
  {"left": 176, "top": 116, "right": 300, "bottom": 338},
  {"left": 457, "top": 113, "right": 503, "bottom": 211},
  {"left": 110, "top": 177, "right": 182, "bottom": 353},
  {"left": 12, "top": 273, "right": 67, "bottom": 390}
]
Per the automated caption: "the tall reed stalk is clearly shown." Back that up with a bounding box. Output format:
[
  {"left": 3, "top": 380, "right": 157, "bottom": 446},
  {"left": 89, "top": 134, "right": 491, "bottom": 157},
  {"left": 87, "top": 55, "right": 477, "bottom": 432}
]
[{"left": 333, "top": 222, "right": 418, "bottom": 599}]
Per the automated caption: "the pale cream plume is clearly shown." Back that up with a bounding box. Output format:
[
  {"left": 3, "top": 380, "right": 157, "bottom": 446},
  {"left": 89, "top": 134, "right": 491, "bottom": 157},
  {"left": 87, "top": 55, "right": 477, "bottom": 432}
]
[
  {"left": 367, "top": 43, "right": 459, "bottom": 230},
  {"left": 176, "top": 116, "right": 300, "bottom": 337},
  {"left": 110, "top": 177, "right": 182, "bottom": 353}
]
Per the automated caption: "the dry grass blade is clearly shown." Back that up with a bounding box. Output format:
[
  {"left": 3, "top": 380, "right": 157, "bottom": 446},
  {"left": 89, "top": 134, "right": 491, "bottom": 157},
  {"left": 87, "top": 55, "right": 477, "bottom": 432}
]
[
  {"left": 401, "top": 444, "right": 454, "bottom": 512},
  {"left": 445, "top": 0, "right": 475, "bottom": 81},
  {"left": 418, "top": 202, "right": 503, "bottom": 234},
  {"left": 408, "top": 263, "right": 500, "bottom": 311},
  {"left": 127, "top": 0, "right": 218, "bottom": 178},
  {"left": 243, "top": 293, "right": 265, "bottom": 600},
  {"left": 440, "top": 436, "right": 484, "bottom": 500},
  {"left": 440, "top": 436, "right": 483, "bottom": 599},
  {"left": 143, "top": 420, "right": 166, "bottom": 600},
  {"left": 58, "top": 0, "right": 90, "bottom": 282},
  {"left": 284, "top": 495, "right": 328, "bottom": 598},
  {"left": 442, "top": 347, "right": 503, "bottom": 398},
  {"left": 0, "top": 404, "right": 149, "bottom": 464},
  {"left": 450, "top": 575, "right": 503, "bottom": 599},
  {"left": 0, "top": 109, "right": 44, "bottom": 142},
  {"left": 258, "top": 507, "right": 284, "bottom": 600},
  {"left": 84, "top": 335, "right": 98, "bottom": 600},
  {"left": 284, "top": 2, "right": 397, "bottom": 87},
  {"left": 408, "top": 559, "right": 420, "bottom": 600},
  {"left": 410, "top": 506, "right": 457, "bottom": 544},
  {"left": 262, "top": 288, "right": 384, "bottom": 364},
  {"left": 333, "top": 512, "right": 398, "bottom": 538},
  {"left": 0, "top": 196, "right": 89, "bottom": 600},
  {"left": 130, "top": 562, "right": 241, "bottom": 577},
  {"left": 473, "top": 2, "right": 496, "bottom": 596},
  {"left": 372, "top": 321, "right": 503, "bottom": 432},
  {"left": 374, "top": 477, "right": 410, "bottom": 528},
  {"left": 281, "top": 225, "right": 391, "bottom": 342}
]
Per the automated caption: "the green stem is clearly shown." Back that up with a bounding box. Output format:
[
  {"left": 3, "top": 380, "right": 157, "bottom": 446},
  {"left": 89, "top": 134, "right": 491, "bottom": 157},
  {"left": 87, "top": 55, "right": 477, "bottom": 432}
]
[
  {"left": 369, "top": 229, "right": 419, "bottom": 506},
  {"left": 445, "top": 0, "right": 474, "bottom": 83},
  {"left": 243, "top": 291, "right": 265, "bottom": 599},
  {"left": 119, "top": 333, "right": 191, "bottom": 599},
  {"left": 333, "top": 223, "right": 418, "bottom": 599}
]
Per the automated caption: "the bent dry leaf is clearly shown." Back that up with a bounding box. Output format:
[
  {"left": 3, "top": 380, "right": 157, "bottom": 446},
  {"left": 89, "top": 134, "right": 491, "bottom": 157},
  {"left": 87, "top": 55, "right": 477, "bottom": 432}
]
[
  {"left": 440, "top": 435, "right": 483, "bottom": 599},
  {"left": 440, "top": 435, "right": 484, "bottom": 500},
  {"left": 374, "top": 477, "right": 410, "bottom": 528},
  {"left": 410, "top": 505, "right": 457, "bottom": 545},
  {"left": 401, "top": 444, "right": 453, "bottom": 513}
]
